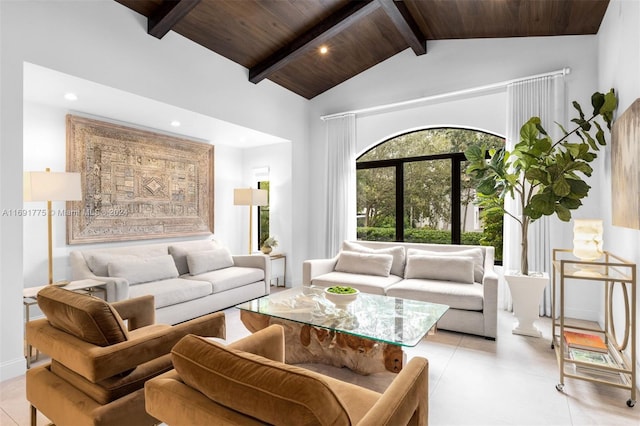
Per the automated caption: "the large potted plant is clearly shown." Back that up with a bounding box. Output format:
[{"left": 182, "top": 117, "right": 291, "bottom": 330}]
[{"left": 464, "top": 89, "right": 617, "bottom": 335}]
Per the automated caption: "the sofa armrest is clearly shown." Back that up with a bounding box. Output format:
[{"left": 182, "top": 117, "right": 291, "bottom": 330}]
[
  {"left": 481, "top": 246, "right": 498, "bottom": 339},
  {"left": 481, "top": 268, "right": 499, "bottom": 339},
  {"left": 302, "top": 257, "right": 338, "bottom": 285},
  {"left": 357, "top": 357, "right": 428, "bottom": 426},
  {"left": 27, "top": 312, "right": 226, "bottom": 382},
  {"left": 227, "top": 325, "right": 284, "bottom": 363},
  {"left": 233, "top": 254, "right": 270, "bottom": 291},
  {"left": 69, "top": 251, "right": 130, "bottom": 301},
  {"left": 111, "top": 295, "right": 155, "bottom": 330},
  {"left": 232, "top": 254, "right": 267, "bottom": 269}
]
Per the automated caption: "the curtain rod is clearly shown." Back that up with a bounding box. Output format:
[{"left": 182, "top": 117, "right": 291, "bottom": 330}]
[{"left": 320, "top": 67, "right": 571, "bottom": 121}]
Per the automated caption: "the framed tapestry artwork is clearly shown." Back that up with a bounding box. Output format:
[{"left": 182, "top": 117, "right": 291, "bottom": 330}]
[
  {"left": 66, "top": 114, "right": 214, "bottom": 244},
  {"left": 611, "top": 98, "right": 640, "bottom": 230}
]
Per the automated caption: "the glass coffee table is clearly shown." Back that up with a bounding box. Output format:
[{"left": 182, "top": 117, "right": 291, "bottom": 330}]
[{"left": 236, "top": 287, "right": 448, "bottom": 374}]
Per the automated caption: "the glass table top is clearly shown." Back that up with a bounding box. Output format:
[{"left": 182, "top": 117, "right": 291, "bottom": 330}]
[{"left": 235, "top": 287, "right": 449, "bottom": 347}]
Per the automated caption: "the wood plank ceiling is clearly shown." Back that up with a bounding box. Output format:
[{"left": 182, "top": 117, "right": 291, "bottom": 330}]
[{"left": 115, "top": 0, "right": 610, "bottom": 99}]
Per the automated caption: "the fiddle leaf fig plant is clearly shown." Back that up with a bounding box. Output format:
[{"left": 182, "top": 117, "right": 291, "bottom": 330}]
[{"left": 464, "top": 89, "right": 617, "bottom": 276}]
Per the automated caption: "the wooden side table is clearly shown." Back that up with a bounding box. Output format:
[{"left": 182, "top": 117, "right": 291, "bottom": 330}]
[
  {"left": 269, "top": 253, "right": 286, "bottom": 287},
  {"left": 23, "top": 279, "right": 106, "bottom": 368}
]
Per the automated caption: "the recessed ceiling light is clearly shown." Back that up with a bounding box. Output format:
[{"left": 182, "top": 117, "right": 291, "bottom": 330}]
[
  {"left": 170, "top": 120, "right": 181, "bottom": 127},
  {"left": 64, "top": 93, "right": 78, "bottom": 101},
  {"left": 319, "top": 45, "right": 329, "bottom": 55}
]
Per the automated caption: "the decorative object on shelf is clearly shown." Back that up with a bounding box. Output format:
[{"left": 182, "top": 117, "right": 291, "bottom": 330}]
[
  {"left": 612, "top": 98, "right": 640, "bottom": 230},
  {"left": 563, "top": 330, "right": 607, "bottom": 353},
  {"left": 324, "top": 286, "right": 360, "bottom": 308},
  {"left": 234, "top": 188, "right": 268, "bottom": 254},
  {"left": 260, "top": 246, "right": 272, "bottom": 254},
  {"left": 465, "top": 90, "right": 617, "bottom": 276},
  {"left": 572, "top": 218, "right": 604, "bottom": 276},
  {"left": 66, "top": 114, "right": 214, "bottom": 244},
  {"left": 260, "top": 236, "right": 278, "bottom": 254},
  {"left": 24, "top": 168, "right": 82, "bottom": 284}
]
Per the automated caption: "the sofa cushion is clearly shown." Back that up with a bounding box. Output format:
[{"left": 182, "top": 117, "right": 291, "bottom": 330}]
[
  {"left": 386, "top": 279, "right": 484, "bottom": 311},
  {"left": 37, "top": 286, "right": 129, "bottom": 347},
  {"left": 107, "top": 255, "right": 179, "bottom": 285},
  {"left": 169, "top": 240, "right": 220, "bottom": 275},
  {"left": 171, "top": 335, "right": 352, "bottom": 426},
  {"left": 189, "top": 267, "right": 264, "bottom": 293},
  {"left": 404, "top": 255, "right": 475, "bottom": 284},
  {"left": 128, "top": 278, "right": 213, "bottom": 309},
  {"left": 407, "top": 247, "right": 484, "bottom": 283},
  {"left": 342, "top": 241, "right": 405, "bottom": 277},
  {"left": 187, "top": 247, "right": 234, "bottom": 275},
  {"left": 334, "top": 251, "right": 393, "bottom": 277},
  {"left": 50, "top": 354, "right": 172, "bottom": 405},
  {"left": 312, "top": 271, "right": 402, "bottom": 295}
]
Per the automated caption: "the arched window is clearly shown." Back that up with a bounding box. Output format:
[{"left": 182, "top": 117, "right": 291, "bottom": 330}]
[{"left": 356, "top": 128, "right": 504, "bottom": 261}]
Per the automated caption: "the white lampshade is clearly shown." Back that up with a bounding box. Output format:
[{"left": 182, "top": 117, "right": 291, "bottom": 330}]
[
  {"left": 233, "top": 188, "right": 268, "bottom": 206},
  {"left": 572, "top": 219, "right": 603, "bottom": 261},
  {"left": 24, "top": 171, "right": 82, "bottom": 201}
]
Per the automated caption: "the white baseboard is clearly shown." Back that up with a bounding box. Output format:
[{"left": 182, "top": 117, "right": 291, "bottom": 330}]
[{"left": 0, "top": 357, "right": 26, "bottom": 382}]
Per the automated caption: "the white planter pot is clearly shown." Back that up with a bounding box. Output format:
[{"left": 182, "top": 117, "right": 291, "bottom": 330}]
[{"left": 505, "top": 272, "right": 549, "bottom": 337}]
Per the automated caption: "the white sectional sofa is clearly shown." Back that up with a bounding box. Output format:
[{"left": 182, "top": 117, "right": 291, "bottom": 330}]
[
  {"left": 303, "top": 240, "right": 498, "bottom": 339},
  {"left": 70, "top": 239, "right": 270, "bottom": 324}
]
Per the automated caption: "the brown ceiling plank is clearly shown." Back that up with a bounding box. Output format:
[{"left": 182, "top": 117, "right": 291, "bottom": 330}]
[
  {"left": 249, "top": 0, "right": 379, "bottom": 84},
  {"left": 376, "top": 0, "right": 426, "bottom": 55},
  {"left": 148, "top": 0, "right": 202, "bottom": 39}
]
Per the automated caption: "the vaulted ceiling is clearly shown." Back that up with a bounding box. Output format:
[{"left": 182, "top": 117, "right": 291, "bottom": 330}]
[{"left": 115, "top": 0, "right": 610, "bottom": 99}]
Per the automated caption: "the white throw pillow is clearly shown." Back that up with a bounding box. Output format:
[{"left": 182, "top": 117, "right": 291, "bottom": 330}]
[
  {"left": 334, "top": 251, "right": 393, "bottom": 277},
  {"left": 407, "top": 247, "right": 484, "bottom": 282},
  {"left": 404, "top": 255, "right": 475, "bottom": 284},
  {"left": 107, "top": 255, "right": 179, "bottom": 285},
  {"left": 169, "top": 240, "right": 220, "bottom": 275},
  {"left": 187, "top": 248, "right": 235, "bottom": 275},
  {"left": 341, "top": 241, "right": 405, "bottom": 277},
  {"left": 85, "top": 253, "right": 140, "bottom": 277}
]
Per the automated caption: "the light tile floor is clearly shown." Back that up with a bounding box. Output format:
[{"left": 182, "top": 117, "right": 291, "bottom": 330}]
[{"left": 2, "top": 300, "right": 638, "bottom": 425}]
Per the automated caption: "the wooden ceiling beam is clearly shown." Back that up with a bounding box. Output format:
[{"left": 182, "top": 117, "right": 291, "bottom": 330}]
[
  {"left": 376, "top": 0, "right": 426, "bottom": 55},
  {"left": 148, "top": 0, "right": 201, "bottom": 39},
  {"left": 249, "top": 0, "right": 379, "bottom": 84}
]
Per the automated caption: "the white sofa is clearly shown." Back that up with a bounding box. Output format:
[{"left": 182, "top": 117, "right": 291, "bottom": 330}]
[
  {"left": 303, "top": 241, "right": 498, "bottom": 339},
  {"left": 70, "top": 239, "right": 270, "bottom": 324}
]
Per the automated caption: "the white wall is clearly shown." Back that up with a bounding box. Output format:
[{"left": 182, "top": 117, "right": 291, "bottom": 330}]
[
  {"left": 597, "top": 0, "right": 640, "bottom": 386},
  {"left": 1, "top": 0, "right": 308, "bottom": 380}
]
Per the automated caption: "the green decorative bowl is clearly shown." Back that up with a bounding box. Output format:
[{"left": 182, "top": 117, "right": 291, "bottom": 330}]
[{"left": 324, "top": 286, "right": 360, "bottom": 308}]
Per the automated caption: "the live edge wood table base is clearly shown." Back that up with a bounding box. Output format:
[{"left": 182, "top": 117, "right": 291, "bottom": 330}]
[
  {"left": 237, "top": 287, "right": 448, "bottom": 376},
  {"left": 240, "top": 310, "right": 403, "bottom": 374}
]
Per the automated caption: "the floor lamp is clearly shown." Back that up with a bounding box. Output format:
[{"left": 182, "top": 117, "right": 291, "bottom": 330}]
[
  {"left": 234, "top": 188, "right": 268, "bottom": 254},
  {"left": 24, "top": 168, "right": 82, "bottom": 285}
]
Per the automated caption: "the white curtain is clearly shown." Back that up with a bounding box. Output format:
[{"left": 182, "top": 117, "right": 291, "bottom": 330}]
[
  {"left": 324, "top": 114, "right": 357, "bottom": 257},
  {"left": 503, "top": 75, "right": 565, "bottom": 314}
]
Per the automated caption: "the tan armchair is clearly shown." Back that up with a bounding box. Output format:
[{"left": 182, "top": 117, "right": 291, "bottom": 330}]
[
  {"left": 26, "top": 285, "right": 226, "bottom": 426},
  {"left": 145, "top": 325, "right": 429, "bottom": 425}
]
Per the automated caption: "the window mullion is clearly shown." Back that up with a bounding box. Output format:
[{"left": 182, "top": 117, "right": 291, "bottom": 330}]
[{"left": 396, "top": 164, "right": 404, "bottom": 242}]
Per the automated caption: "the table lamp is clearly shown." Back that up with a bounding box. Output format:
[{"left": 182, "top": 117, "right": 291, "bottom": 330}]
[
  {"left": 234, "top": 188, "right": 268, "bottom": 254},
  {"left": 24, "top": 168, "right": 82, "bottom": 284},
  {"left": 572, "top": 218, "right": 604, "bottom": 276}
]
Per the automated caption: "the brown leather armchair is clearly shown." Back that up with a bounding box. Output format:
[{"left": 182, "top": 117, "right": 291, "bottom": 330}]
[
  {"left": 145, "top": 325, "right": 429, "bottom": 425},
  {"left": 26, "top": 285, "right": 226, "bottom": 426}
]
